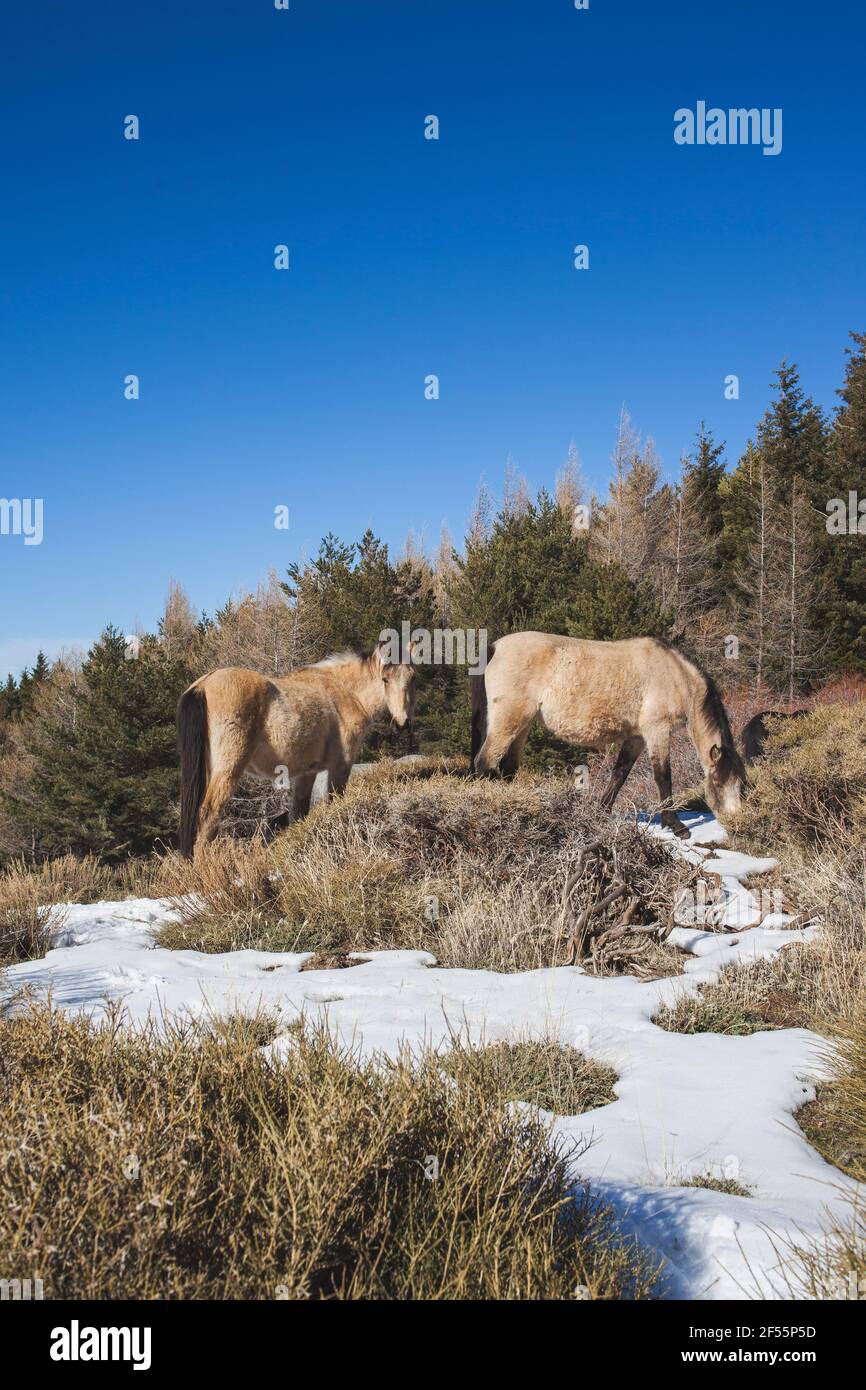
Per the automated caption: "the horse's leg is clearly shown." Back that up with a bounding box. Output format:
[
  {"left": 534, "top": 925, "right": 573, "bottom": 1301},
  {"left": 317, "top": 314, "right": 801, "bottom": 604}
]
[
  {"left": 195, "top": 768, "right": 244, "bottom": 851},
  {"left": 600, "top": 735, "right": 644, "bottom": 809},
  {"left": 291, "top": 772, "right": 317, "bottom": 822},
  {"left": 327, "top": 761, "right": 352, "bottom": 797},
  {"left": 195, "top": 720, "right": 260, "bottom": 853},
  {"left": 474, "top": 703, "right": 530, "bottom": 776},
  {"left": 645, "top": 728, "right": 689, "bottom": 839},
  {"left": 499, "top": 728, "right": 530, "bottom": 781}
]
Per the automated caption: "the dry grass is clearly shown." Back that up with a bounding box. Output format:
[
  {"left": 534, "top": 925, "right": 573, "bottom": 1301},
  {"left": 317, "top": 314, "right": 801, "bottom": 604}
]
[
  {"left": 797, "top": 1088, "right": 866, "bottom": 1180},
  {"left": 654, "top": 723, "right": 866, "bottom": 1295},
  {"left": 779, "top": 1196, "right": 866, "bottom": 1301},
  {"left": 752, "top": 842, "right": 866, "bottom": 1031},
  {"left": 0, "top": 853, "right": 165, "bottom": 964},
  {"left": 157, "top": 762, "right": 689, "bottom": 976},
  {"left": 679, "top": 1174, "right": 753, "bottom": 1197},
  {"left": 796, "top": 1006, "right": 866, "bottom": 1182},
  {"left": 653, "top": 949, "right": 817, "bottom": 1036},
  {"left": 733, "top": 700, "right": 866, "bottom": 850},
  {"left": 441, "top": 1038, "right": 617, "bottom": 1116},
  {"left": 0, "top": 860, "right": 62, "bottom": 963},
  {"left": 783, "top": 1006, "right": 866, "bottom": 1299},
  {"left": 718, "top": 702, "right": 866, "bottom": 1038},
  {"left": 0, "top": 1002, "right": 661, "bottom": 1301},
  {"left": 299, "top": 951, "right": 366, "bottom": 972}
]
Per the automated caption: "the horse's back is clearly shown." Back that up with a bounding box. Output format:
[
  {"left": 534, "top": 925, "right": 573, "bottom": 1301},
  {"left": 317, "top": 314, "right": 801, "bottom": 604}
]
[
  {"left": 201, "top": 665, "right": 350, "bottom": 779},
  {"left": 197, "top": 666, "right": 277, "bottom": 722},
  {"left": 485, "top": 632, "right": 692, "bottom": 745},
  {"left": 489, "top": 631, "right": 668, "bottom": 695}
]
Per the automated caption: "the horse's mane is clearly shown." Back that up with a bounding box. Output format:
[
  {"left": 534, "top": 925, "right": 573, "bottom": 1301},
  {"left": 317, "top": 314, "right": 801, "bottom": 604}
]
[
  {"left": 650, "top": 637, "right": 737, "bottom": 755},
  {"left": 699, "top": 670, "right": 737, "bottom": 753},
  {"left": 311, "top": 648, "right": 370, "bottom": 670}
]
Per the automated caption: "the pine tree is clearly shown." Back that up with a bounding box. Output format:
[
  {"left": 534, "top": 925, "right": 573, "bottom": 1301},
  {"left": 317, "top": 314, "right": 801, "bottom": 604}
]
[
  {"left": 450, "top": 491, "right": 589, "bottom": 637},
  {"left": 682, "top": 423, "right": 726, "bottom": 536},
  {"left": 719, "top": 361, "right": 833, "bottom": 692},
  {"left": 823, "top": 331, "right": 866, "bottom": 669},
  {"left": 13, "top": 651, "right": 51, "bottom": 716},
  {"left": 10, "top": 629, "right": 192, "bottom": 859},
  {"left": 0, "top": 673, "right": 21, "bottom": 725},
  {"left": 665, "top": 447, "right": 726, "bottom": 665},
  {"left": 719, "top": 441, "right": 760, "bottom": 586},
  {"left": 758, "top": 361, "right": 827, "bottom": 495}
]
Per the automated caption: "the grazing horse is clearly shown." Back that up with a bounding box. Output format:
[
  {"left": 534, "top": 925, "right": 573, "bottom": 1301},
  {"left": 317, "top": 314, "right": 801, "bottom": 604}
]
[
  {"left": 470, "top": 631, "right": 746, "bottom": 837},
  {"left": 739, "top": 708, "right": 808, "bottom": 763},
  {"left": 176, "top": 641, "right": 417, "bottom": 856}
]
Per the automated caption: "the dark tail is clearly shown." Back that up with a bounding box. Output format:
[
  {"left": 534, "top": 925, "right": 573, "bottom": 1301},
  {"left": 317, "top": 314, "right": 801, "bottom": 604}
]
[
  {"left": 740, "top": 708, "right": 808, "bottom": 764},
  {"left": 470, "top": 643, "right": 494, "bottom": 768},
  {"left": 177, "top": 685, "right": 208, "bottom": 857},
  {"left": 740, "top": 712, "right": 769, "bottom": 764}
]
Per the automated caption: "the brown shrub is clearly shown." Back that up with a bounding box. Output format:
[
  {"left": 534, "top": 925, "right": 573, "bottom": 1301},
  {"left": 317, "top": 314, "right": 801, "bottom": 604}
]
[{"left": 158, "top": 766, "right": 687, "bottom": 975}]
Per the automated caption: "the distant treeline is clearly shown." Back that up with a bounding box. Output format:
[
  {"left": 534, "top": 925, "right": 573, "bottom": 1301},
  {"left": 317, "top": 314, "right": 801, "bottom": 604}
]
[{"left": 2, "top": 332, "right": 864, "bottom": 861}]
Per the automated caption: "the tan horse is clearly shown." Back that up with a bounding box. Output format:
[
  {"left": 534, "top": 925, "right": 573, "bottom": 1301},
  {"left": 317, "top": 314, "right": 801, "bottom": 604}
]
[
  {"left": 471, "top": 632, "right": 746, "bottom": 836},
  {"left": 177, "top": 641, "right": 417, "bottom": 856}
]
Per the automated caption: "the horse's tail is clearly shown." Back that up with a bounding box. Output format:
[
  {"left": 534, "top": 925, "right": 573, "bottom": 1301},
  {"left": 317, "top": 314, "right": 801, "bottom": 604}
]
[
  {"left": 739, "top": 712, "right": 768, "bottom": 764},
  {"left": 177, "top": 684, "right": 208, "bottom": 857},
  {"left": 740, "top": 708, "right": 808, "bottom": 764},
  {"left": 469, "top": 642, "right": 494, "bottom": 767}
]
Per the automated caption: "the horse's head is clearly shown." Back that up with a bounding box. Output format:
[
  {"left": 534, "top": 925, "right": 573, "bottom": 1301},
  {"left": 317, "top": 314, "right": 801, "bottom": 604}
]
[
  {"left": 703, "top": 740, "right": 747, "bottom": 820},
  {"left": 374, "top": 638, "right": 418, "bottom": 728}
]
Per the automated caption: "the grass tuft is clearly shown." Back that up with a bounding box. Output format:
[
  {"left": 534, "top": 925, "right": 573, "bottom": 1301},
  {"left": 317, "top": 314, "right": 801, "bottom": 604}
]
[
  {"left": 441, "top": 1038, "right": 617, "bottom": 1116},
  {"left": 653, "top": 952, "right": 814, "bottom": 1036},
  {"left": 679, "top": 1174, "right": 753, "bottom": 1197}
]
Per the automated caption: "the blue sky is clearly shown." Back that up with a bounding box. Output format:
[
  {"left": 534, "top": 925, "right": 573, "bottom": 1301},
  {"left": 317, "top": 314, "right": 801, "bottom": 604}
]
[{"left": 1, "top": 0, "right": 865, "bottom": 679}]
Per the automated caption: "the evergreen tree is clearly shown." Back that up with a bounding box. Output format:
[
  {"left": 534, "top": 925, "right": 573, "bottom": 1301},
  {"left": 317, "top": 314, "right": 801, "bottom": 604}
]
[
  {"left": 757, "top": 361, "right": 827, "bottom": 496},
  {"left": 283, "top": 530, "right": 426, "bottom": 655},
  {"left": 284, "top": 530, "right": 439, "bottom": 757},
  {"left": 823, "top": 331, "right": 866, "bottom": 669},
  {"left": 719, "top": 441, "right": 761, "bottom": 585},
  {"left": 0, "top": 673, "right": 21, "bottom": 726},
  {"left": 765, "top": 478, "right": 829, "bottom": 700},
  {"left": 451, "top": 491, "right": 594, "bottom": 637},
  {"left": 682, "top": 424, "right": 726, "bottom": 536},
  {"left": 735, "top": 447, "right": 776, "bottom": 694},
  {"left": 665, "top": 446, "right": 726, "bottom": 666},
  {"left": 8, "top": 629, "right": 192, "bottom": 859}
]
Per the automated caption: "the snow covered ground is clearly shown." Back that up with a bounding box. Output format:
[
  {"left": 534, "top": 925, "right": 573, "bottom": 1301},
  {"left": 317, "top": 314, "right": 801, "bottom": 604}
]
[{"left": 4, "top": 811, "right": 857, "bottom": 1301}]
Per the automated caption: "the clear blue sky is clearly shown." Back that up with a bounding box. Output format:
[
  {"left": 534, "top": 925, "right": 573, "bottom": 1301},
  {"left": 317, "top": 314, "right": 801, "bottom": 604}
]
[{"left": 2, "top": 0, "right": 865, "bottom": 679}]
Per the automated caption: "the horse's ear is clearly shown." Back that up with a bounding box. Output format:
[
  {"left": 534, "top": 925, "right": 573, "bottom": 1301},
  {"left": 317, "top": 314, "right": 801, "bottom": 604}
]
[
  {"left": 407, "top": 636, "right": 422, "bottom": 664},
  {"left": 709, "top": 743, "right": 722, "bottom": 764},
  {"left": 373, "top": 637, "right": 391, "bottom": 672}
]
